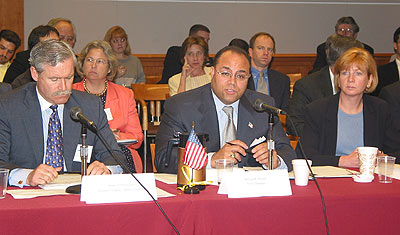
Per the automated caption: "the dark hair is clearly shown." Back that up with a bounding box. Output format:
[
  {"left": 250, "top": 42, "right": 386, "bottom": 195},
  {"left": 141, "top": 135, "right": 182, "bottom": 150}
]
[
  {"left": 325, "top": 34, "right": 363, "bottom": 66},
  {"left": 189, "top": 24, "right": 210, "bottom": 36},
  {"left": 249, "top": 32, "right": 276, "bottom": 53},
  {"left": 28, "top": 25, "right": 59, "bottom": 50},
  {"left": 0, "top": 29, "right": 21, "bottom": 49},
  {"left": 394, "top": 27, "right": 400, "bottom": 43},
  {"left": 228, "top": 38, "right": 249, "bottom": 53},
  {"left": 213, "top": 46, "right": 250, "bottom": 68},
  {"left": 180, "top": 36, "right": 209, "bottom": 65},
  {"left": 335, "top": 16, "right": 360, "bottom": 34}
]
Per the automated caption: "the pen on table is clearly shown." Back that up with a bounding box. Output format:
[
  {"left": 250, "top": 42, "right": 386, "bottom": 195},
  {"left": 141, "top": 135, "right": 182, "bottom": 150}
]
[{"left": 226, "top": 142, "right": 253, "bottom": 155}]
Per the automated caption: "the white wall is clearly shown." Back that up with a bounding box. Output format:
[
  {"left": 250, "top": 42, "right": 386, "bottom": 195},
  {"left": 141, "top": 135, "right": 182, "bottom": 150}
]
[{"left": 25, "top": 0, "right": 400, "bottom": 54}]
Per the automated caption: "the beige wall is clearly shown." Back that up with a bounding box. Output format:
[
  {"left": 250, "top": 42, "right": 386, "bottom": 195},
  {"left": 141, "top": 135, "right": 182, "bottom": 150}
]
[{"left": 25, "top": 0, "right": 400, "bottom": 54}]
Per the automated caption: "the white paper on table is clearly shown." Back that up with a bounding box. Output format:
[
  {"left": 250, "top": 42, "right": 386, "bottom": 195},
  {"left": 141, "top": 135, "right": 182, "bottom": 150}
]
[
  {"left": 39, "top": 174, "right": 82, "bottom": 190},
  {"left": 154, "top": 173, "right": 177, "bottom": 184},
  {"left": 156, "top": 188, "right": 176, "bottom": 197},
  {"left": 206, "top": 168, "right": 218, "bottom": 185},
  {"left": 81, "top": 173, "right": 157, "bottom": 204},
  {"left": 218, "top": 169, "right": 292, "bottom": 198},
  {"left": 288, "top": 166, "right": 358, "bottom": 179},
  {"left": 7, "top": 189, "right": 70, "bottom": 199}
]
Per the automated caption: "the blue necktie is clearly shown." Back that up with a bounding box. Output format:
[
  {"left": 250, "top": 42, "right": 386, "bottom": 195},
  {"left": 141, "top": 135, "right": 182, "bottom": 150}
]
[{"left": 45, "top": 105, "right": 64, "bottom": 168}]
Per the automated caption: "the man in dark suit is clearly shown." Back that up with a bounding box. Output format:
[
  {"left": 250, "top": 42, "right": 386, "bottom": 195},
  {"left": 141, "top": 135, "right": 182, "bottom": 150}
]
[
  {"left": 3, "top": 25, "right": 59, "bottom": 84},
  {"left": 159, "top": 24, "right": 211, "bottom": 84},
  {"left": 288, "top": 34, "right": 363, "bottom": 136},
  {"left": 373, "top": 27, "right": 400, "bottom": 96},
  {"left": 247, "top": 32, "right": 290, "bottom": 111},
  {"left": 0, "top": 40, "right": 127, "bottom": 187},
  {"left": 309, "top": 16, "right": 374, "bottom": 74},
  {"left": 155, "top": 46, "right": 296, "bottom": 173},
  {"left": 379, "top": 81, "right": 400, "bottom": 132},
  {"left": 0, "top": 30, "right": 21, "bottom": 82}
]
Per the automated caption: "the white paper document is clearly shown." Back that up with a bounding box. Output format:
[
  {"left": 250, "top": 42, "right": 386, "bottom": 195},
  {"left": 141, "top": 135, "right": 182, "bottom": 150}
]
[
  {"left": 218, "top": 169, "right": 292, "bottom": 198},
  {"left": 39, "top": 174, "right": 82, "bottom": 190},
  {"left": 154, "top": 173, "right": 177, "bottom": 184},
  {"left": 81, "top": 173, "right": 158, "bottom": 204},
  {"left": 288, "top": 166, "right": 358, "bottom": 179}
]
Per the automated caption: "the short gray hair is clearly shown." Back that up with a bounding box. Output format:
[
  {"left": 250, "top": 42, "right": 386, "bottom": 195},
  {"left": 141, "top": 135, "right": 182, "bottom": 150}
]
[
  {"left": 325, "top": 34, "right": 363, "bottom": 66},
  {"left": 47, "top": 17, "right": 77, "bottom": 42},
  {"left": 29, "top": 39, "right": 76, "bottom": 74}
]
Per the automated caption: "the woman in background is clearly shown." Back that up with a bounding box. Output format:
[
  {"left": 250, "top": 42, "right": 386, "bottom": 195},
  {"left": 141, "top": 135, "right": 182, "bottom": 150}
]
[
  {"left": 168, "top": 36, "right": 211, "bottom": 96},
  {"left": 104, "top": 26, "right": 145, "bottom": 87},
  {"left": 300, "top": 47, "right": 400, "bottom": 167},
  {"left": 73, "top": 40, "right": 144, "bottom": 172}
]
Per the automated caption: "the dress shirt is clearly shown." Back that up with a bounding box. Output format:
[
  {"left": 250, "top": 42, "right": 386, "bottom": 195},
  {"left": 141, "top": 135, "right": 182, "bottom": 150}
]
[
  {"left": 251, "top": 66, "right": 270, "bottom": 94},
  {"left": 0, "top": 62, "right": 11, "bottom": 82},
  {"left": 329, "top": 67, "right": 336, "bottom": 95}
]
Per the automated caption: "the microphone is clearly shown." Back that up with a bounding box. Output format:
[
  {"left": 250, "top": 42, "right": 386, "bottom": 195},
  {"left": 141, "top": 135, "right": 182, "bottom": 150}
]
[
  {"left": 70, "top": 107, "right": 98, "bottom": 132},
  {"left": 253, "top": 99, "right": 286, "bottom": 115}
]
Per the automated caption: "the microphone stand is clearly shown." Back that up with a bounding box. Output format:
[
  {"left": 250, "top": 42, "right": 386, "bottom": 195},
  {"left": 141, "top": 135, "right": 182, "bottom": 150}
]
[
  {"left": 80, "top": 124, "right": 88, "bottom": 176},
  {"left": 267, "top": 112, "right": 275, "bottom": 170}
]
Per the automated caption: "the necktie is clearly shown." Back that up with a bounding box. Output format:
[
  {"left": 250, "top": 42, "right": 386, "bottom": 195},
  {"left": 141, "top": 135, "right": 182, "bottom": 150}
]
[
  {"left": 222, "top": 106, "right": 237, "bottom": 144},
  {"left": 257, "top": 71, "right": 269, "bottom": 95},
  {"left": 45, "top": 105, "right": 64, "bottom": 168}
]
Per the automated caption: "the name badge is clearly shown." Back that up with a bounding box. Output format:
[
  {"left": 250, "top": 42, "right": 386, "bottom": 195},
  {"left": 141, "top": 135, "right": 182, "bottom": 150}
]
[
  {"left": 104, "top": 108, "right": 113, "bottom": 121},
  {"left": 73, "top": 144, "right": 93, "bottom": 162}
]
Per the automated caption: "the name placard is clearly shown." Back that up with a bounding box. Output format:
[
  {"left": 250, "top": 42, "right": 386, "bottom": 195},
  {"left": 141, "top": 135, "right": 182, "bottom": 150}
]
[
  {"left": 218, "top": 170, "right": 292, "bottom": 198},
  {"left": 81, "top": 173, "right": 157, "bottom": 204}
]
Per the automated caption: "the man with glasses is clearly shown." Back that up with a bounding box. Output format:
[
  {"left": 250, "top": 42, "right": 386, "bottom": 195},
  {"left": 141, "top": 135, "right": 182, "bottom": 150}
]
[
  {"left": 48, "top": 17, "right": 77, "bottom": 48},
  {"left": 155, "top": 46, "right": 295, "bottom": 173},
  {"left": 247, "top": 32, "right": 290, "bottom": 111},
  {"left": 310, "top": 16, "right": 374, "bottom": 74}
]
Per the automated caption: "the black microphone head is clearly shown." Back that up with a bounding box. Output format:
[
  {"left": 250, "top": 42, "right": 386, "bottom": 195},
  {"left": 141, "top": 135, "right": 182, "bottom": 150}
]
[
  {"left": 253, "top": 99, "right": 264, "bottom": 112},
  {"left": 70, "top": 107, "right": 82, "bottom": 121}
]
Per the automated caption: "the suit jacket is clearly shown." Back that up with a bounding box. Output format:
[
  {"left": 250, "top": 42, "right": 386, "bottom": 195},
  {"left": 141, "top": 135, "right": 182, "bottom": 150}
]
[
  {"left": 0, "top": 82, "right": 11, "bottom": 94},
  {"left": 12, "top": 69, "right": 82, "bottom": 89},
  {"left": 379, "top": 80, "right": 400, "bottom": 132},
  {"left": 73, "top": 81, "right": 144, "bottom": 172},
  {"left": 300, "top": 94, "right": 400, "bottom": 165},
  {"left": 247, "top": 69, "right": 290, "bottom": 112},
  {"left": 155, "top": 83, "right": 296, "bottom": 173},
  {"left": 373, "top": 60, "right": 399, "bottom": 96},
  {"left": 287, "top": 66, "right": 333, "bottom": 136},
  {"left": 3, "top": 50, "right": 30, "bottom": 84},
  {"left": 0, "top": 82, "right": 128, "bottom": 172},
  {"left": 309, "top": 41, "right": 374, "bottom": 74}
]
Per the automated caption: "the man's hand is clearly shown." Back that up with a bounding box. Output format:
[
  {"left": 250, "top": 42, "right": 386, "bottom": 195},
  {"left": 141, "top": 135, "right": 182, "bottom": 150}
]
[
  {"left": 338, "top": 149, "right": 359, "bottom": 168},
  {"left": 26, "top": 164, "right": 61, "bottom": 186},
  {"left": 211, "top": 140, "right": 248, "bottom": 168},
  {"left": 252, "top": 143, "right": 279, "bottom": 169},
  {"left": 87, "top": 161, "right": 110, "bottom": 175}
]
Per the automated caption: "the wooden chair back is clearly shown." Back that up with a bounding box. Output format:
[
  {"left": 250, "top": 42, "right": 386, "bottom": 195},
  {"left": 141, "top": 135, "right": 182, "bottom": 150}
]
[{"left": 286, "top": 73, "right": 302, "bottom": 96}]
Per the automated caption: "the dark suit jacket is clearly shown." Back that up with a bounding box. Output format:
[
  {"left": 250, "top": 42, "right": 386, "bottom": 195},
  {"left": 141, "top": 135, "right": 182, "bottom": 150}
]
[
  {"left": 373, "top": 61, "right": 399, "bottom": 96},
  {"left": 155, "top": 83, "right": 296, "bottom": 173},
  {"left": 0, "top": 82, "right": 128, "bottom": 172},
  {"left": 247, "top": 69, "right": 290, "bottom": 112},
  {"left": 11, "top": 69, "right": 82, "bottom": 89},
  {"left": 379, "top": 80, "right": 400, "bottom": 132},
  {"left": 3, "top": 50, "right": 30, "bottom": 84},
  {"left": 287, "top": 66, "right": 333, "bottom": 136},
  {"left": 309, "top": 41, "right": 374, "bottom": 74},
  {"left": 0, "top": 83, "right": 11, "bottom": 94},
  {"left": 299, "top": 94, "right": 400, "bottom": 165}
]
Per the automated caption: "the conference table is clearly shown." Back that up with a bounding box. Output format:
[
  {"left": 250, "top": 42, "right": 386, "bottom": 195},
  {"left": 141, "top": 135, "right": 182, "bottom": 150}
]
[{"left": 1, "top": 174, "right": 399, "bottom": 235}]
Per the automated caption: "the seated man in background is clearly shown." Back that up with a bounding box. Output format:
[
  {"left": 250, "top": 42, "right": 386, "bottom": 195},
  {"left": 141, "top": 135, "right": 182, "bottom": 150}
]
[
  {"left": 379, "top": 81, "right": 400, "bottom": 132},
  {"left": 288, "top": 34, "right": 363, "bottom": 136},
  {"left": 48, "top": 17, "right": 77, "bottom": 49},
  {"left": 160, "top": 24, "right": 211, "bottom": 84},
  {"left": 155, "top": 46, "right": 296, "bottom": 173},
  {"left": 373, "top": 27, "right": 400, "bottom": 96},
  {"left": 247, "top": 32, "right": 290, "bottom": 111},
  {"left": 4, "top": 25, "right": 59, "bottom": 85},
  {"left": 0, "top": 40, "right": 127, "bottom": 187},
  {"left": 310, "top": 16, "right": 374, "bottom": 74},
  {"left": 0, "top": 29, "right": 21, "bottom": 82}
]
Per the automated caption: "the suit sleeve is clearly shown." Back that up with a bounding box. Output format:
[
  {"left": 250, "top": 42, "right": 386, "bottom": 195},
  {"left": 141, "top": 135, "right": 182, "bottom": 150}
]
[
  {"left": 0, "top": 99, "right": 19, "bottom": 170},
  {"left": 281, "top": 74, "right": 290, "bottom": 112},
  {"left": 309, "top": 44, "right": 327, "bottom": 74},
  {"left": 287, "top": 80, "right": 309, "bottom": 136},
  {"left": 3, "top": 52, "right": 29, "bottom": 84}
]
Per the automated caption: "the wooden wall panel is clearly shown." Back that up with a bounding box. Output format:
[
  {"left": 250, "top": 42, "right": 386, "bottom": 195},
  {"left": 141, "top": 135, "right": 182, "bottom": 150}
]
[{"left": 0, "top": 0, "right": 24, "bottom": 53}]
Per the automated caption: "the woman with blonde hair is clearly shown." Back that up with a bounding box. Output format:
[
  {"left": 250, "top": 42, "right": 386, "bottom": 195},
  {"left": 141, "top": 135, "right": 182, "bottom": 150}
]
[
  {"left": 104, "top": 26, "right": 145, "bottom": 87},
  {"left": 299, "top": 47, "right": 400, "bottom": 167},
  {"left": 73, "top": 40, "right": 144, "bottom": 172}
]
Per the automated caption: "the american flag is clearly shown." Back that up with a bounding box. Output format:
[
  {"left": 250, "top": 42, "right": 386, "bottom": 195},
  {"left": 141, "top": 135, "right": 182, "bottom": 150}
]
[{"left": 183, "top": 128, "right": 207, "bottom": 170}]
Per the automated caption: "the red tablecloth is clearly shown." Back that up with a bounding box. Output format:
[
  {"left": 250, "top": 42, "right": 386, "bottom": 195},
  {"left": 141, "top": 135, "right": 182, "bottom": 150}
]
[{"left": 1, "top": 175, "right": 399, "bottom": 235}]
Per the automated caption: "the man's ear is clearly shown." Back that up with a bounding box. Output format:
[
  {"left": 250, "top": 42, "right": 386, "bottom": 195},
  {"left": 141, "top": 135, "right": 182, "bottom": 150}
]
[
  {"left": 210, "top": 66, "right": 215, "bottom": 78},
  {"left": 30, "top": 66, "right": 39, "bottom": 82}
]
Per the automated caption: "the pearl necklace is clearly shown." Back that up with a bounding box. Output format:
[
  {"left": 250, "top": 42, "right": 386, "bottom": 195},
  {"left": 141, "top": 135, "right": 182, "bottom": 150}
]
[{"left": 83, "top": 79, "right": 108, "bottom": 97}]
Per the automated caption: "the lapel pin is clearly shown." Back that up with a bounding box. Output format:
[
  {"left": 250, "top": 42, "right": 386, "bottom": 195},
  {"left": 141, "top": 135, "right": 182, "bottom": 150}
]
[{"left": 248, "top": 122, "right": 253, "bottom": 128}]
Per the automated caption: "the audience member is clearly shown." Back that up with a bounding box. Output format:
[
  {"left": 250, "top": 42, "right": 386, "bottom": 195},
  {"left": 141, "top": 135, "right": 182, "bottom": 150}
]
[
  {"left": 48, "top": 17, "right": 76, "bottom": 48},
  {"left": 0, "top": 30, "right": 21, "bottom": 82},
  {"left": 379, "top": 81, "right": 400, "bottom": 133},
  {"left": 3, "top": 25, "right": 59, "bottom": 84},
  {"left": 168, "top": 36, "right": 211, "bottom": 96},
  {"left": 155, "top": 46, "right": 296, "bottom": 173},
  {"left": 288, "top": 34, "right": 363, "bottom": 136},
  {"left": 300, "top": 47, "right": 400, "bottom": 166},
  {"left": 228, "top": 38, "right": 249, "bottom": 53},
  {"left": 373, "top": 27, "right": 400, "bottom": 96},
  {"left": 73, "top": 40, "right": 144, "bottom": 172},
  {"left": 104, "top": 26, "right": 145, "bottom": 87},
  {"left": 160, "top": 24, "right": 211, "bottom": 84},
  {"left": 310, "top": 16, "right": 374, "bottom": 74},
  {"left": 0, "top": 40, "right": 127, "bottom": 187},
  {"left": 247, "top": 32, "right": 290, "bottom": 111}
]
